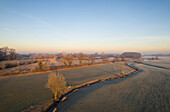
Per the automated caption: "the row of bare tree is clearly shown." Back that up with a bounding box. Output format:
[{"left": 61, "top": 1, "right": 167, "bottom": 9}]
[
  {"left": 35, "top": 52, "right": 109, "bottom": 71},
  {"left": 30, "top": 54, "right": 55, "bottom": 59},
  {"left": 60, "top": 53, "right": 108, "bottom": 67}
]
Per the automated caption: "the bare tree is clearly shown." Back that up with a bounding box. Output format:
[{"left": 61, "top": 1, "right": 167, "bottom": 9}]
[
  {"left": 44, "top": 61, "right": 50, "bottom": 70},
  {"left": 94, "top": 52, "right": 98, "bottom": 57},
  {"left": 115, "top": 55, "right": 120, "bottom": 62},
  {"left": 82, "top": 54, "right": 88, "bottom": 64},
  {"left": 60, "top": 58, "right": 67, "bottom": 67},
  {"left": 101, "top": 52, "right": 108, "bottom": 63},
  {"left": 9, "top": 48, "right": 18, "bottom": 60},
  {"left": 120, "top": 56, "right": 126, "bottom": 61},
  {"left": 50, "top": 59, "right": 56, "bottom": 69},
  {"left": 87, "top": 55, "right": 91, "bottom": 64},
  {"left": 57, "top": 52, "right": 65, "bottom": 59},
  {"left": 65, "top": 54, "right": 75, "bottom": 66},
  {"left": 88, "top": 55, "right": 95, "bottom": 64},
  {"left": 61, "top": 54, "right": 75, "bottom": 67},
  {"left": 0, "top": 62, "right": 6, "bottom": 70},
  {"left": 92, "top": 55, "right": 96, "bottom": 64},
  {"left": 46, "top": 72, "right": 67, "bottom": 101},
  {"left": 76, "top": 53, "right": 85, "bottom": 65},
  {"left": 155, "top": 56, "right": 159, "bottom": 60},
  {"left": 0, "top": 46, "right": 18, "bottom": 61},
  {"left": 31, "top": 54, "right": 55, "bottom": 59}
]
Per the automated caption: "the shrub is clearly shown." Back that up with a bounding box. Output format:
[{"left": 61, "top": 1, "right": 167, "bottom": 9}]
[
  {"left": 0, "top": 63, "right": 6, "bottom": 70},
  {"left": 43, "top": 62, "right": 50, "bottom": 70},
  {"left": 38, "top": 61, "right": 43, "bottom": 70},
  {"left": 21, "top": 70, "right": 28, "bottom": 74},
  {"left": 2, "top": 71, "right": 11, "bottom": 76},
  {"left": 31, "top": 67, "right": 37, "bottom": 72},
  {"left": 13, "top": 71, "right": 19, "bottom": 74}
]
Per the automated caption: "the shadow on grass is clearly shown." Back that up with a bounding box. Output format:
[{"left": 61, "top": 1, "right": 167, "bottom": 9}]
[
  {"left": 143, "top": 63, "right": 170, "bottom": 70},
  {"left": 57, "top": 67, "right": 143, "bottom": 112}
]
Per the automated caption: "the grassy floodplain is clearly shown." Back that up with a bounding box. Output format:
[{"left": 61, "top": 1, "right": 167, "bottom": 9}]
[
  {"left": 143, "top": 57, "right": 170, "bottom": 70},
  {"left": 57, "top": 57, "right": 170, "bottom": 112},
  {"left": 0, "top": 62, "right": 132, "bottom": 112}
]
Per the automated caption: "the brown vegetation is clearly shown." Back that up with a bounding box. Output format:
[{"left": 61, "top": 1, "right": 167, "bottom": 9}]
[
  {"left": 76, "top": 53, "right": 86, "bottom": 65},
  {"left": 38, "top": 61, "right": 43, "bottom": 70},
  {"left": 101, "top": 52, "right": 108, "bottom": 62},
  {"left": 30, "top": 54, "right": 55, "bottom": 59},
  {"left": 61, "top": 54, "right": 75, "bottom": 67},
  {"left": 46, "top": 72, "right": 67, "bottom": 101}
]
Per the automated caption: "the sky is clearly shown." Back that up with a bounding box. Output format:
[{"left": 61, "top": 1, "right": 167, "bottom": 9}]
[{"left": 0, "top": 0, "right": 170, "bottom": 53}]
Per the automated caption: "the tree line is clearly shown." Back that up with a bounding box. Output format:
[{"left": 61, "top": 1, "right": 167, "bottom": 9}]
[
  {"left": 0, "top": 47, "right": 18, "bottom": 61},
  {"left": 37, "top": 52, "right": 109, "bottom": 70}
]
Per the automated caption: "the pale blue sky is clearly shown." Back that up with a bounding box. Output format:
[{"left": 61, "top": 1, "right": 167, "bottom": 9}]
[{"left": 0, "top": 0, "right": 170, "bottom": 53}]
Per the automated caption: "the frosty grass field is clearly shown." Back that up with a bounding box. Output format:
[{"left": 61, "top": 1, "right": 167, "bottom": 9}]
[
  {"left": 57, "top": 57, "right": 170, "bottom": 112},
  {"left": 0, "top": 62, "right": 132, "bottom": 112},
  {"left": 0, "top": 57, "right": 169, "bottom": 112}
]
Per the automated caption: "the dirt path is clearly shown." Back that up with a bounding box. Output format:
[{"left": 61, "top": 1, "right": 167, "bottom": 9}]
[{"left": 57, "top": 63, "right": 170, "bottom": 112}]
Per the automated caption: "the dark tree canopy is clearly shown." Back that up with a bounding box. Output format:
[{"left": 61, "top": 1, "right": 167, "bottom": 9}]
[
  {"left": 120, "top": 52, "right": 141, "bottom": 59},
  {"left": 0, "top": 47, "right": 18, "bottom": 61}
]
